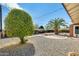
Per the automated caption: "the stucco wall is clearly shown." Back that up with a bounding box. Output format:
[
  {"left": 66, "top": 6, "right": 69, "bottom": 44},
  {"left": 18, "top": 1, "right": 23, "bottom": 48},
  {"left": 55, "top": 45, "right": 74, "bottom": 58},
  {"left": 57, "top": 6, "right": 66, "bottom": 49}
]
[{"left": 69, "top": 24, "right": 73, "bottom": 37}]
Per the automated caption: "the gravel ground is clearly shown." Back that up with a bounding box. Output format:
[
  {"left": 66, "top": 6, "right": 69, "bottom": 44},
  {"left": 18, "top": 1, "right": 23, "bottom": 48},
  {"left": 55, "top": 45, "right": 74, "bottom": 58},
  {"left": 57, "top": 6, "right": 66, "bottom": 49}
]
[
  {"left": 28, "top": 35, "right": 79, "bottom": 56},
  {"left": 0, "top": 37, "right": 20, "bottom": 49},
  {"left": 0, "top": 43, "right": 35, "bottom": 56},
  {"left": 0, "top": 34, "right": 79, "bottom": 56}
]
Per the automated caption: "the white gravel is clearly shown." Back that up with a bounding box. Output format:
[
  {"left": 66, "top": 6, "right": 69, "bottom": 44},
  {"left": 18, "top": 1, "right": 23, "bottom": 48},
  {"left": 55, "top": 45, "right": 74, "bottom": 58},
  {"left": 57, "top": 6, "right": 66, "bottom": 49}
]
[
  {"left": 0, "top": 37, "right": 20, "bottom": 49},
  {"left": 28, "top": 35, "right": 79, "bottom": 56},
  {"left": 0, "top": 34, "right": 79, "bottom": 56}
]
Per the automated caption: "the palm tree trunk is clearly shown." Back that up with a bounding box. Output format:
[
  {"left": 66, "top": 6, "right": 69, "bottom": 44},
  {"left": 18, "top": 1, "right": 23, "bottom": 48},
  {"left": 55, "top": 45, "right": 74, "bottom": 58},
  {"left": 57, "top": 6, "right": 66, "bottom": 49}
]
[{"left": 54, "top": 29, "right": 59, "bottom": 35}]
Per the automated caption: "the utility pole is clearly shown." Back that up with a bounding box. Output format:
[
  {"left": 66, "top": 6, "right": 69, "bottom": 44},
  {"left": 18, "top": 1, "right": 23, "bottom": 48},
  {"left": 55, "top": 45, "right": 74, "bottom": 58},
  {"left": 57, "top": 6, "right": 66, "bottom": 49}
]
[{"left": 0, "top": 4, "right": 2, "bottom": 38}]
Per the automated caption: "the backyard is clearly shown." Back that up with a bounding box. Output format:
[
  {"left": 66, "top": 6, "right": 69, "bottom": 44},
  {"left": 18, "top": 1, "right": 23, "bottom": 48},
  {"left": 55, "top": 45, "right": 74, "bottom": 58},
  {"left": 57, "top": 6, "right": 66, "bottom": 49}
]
[
  {"left": 0, "top": 3, "right": 79, "bottom": 56},
  {"left": 0, "top": 33, "right": 79, "bottom": 56}
]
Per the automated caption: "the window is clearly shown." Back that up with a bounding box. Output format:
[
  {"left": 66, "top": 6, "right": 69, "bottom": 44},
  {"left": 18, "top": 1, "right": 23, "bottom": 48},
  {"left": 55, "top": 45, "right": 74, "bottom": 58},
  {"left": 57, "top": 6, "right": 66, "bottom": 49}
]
[{"left": 75, "top": 26, "right": 79, "bottom": 34}]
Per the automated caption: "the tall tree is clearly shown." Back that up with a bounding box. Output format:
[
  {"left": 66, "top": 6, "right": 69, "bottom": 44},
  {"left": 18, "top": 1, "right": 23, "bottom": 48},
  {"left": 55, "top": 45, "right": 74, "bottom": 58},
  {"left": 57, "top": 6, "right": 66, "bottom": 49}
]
[
  {"left": 5, "top": 9, "right": 34, "bottom": 44},
  {"left": 34, "top": 24, "right": 39, "bottom": 29},
  {"left": 39, "top": 26, "right": 44, "bottom": 30}
]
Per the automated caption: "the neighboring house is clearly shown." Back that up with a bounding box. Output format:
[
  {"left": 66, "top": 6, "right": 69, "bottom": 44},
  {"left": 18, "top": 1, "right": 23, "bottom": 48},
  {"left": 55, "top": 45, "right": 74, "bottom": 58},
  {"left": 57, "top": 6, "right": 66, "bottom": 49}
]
[{"left": 63, "top": 3, "right": 79, "bottom": 37}]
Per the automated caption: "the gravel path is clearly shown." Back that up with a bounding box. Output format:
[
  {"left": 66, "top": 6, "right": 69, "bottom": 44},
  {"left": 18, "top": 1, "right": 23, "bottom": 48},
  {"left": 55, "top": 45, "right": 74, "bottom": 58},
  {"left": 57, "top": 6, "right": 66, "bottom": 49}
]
[{"left": 0, "top": 34, "right": 79, "bottom": 56}]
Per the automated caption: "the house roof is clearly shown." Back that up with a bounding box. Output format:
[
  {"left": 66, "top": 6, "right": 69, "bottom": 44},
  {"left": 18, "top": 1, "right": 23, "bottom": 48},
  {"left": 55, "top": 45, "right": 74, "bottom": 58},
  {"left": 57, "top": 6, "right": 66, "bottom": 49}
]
[{"left": 63, "top": 3, "right": 79, "bottom": 24}]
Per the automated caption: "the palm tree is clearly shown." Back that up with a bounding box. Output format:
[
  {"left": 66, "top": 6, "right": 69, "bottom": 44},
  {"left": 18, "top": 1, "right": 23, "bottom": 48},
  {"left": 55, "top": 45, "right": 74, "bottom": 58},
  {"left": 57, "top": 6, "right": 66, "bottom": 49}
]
[{"left": 47, "top": 18, "right": 66, "bottom": 35}]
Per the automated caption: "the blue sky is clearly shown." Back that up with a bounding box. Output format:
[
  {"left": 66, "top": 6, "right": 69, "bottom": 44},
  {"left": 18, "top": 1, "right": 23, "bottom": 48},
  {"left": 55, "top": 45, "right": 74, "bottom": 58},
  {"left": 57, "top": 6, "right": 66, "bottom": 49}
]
[{"left": 2, "top": 3, "right": 71, "bottom": 29}]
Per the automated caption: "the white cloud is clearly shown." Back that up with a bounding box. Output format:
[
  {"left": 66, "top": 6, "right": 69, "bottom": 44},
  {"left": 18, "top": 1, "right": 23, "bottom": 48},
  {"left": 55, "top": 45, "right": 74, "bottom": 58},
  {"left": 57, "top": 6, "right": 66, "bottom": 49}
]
[{"left": 1, "top": 3, "right": 23, "bottom": 10}]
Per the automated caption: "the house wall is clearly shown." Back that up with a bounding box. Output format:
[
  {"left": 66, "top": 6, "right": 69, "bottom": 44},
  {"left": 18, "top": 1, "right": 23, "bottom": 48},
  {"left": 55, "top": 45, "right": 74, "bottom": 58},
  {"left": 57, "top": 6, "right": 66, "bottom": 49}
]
[
  {"left": 70, "top": 24, "right": 79, "bottom": 37},
  {"left": 70, "top": 24, "right": 73, "bottom": 37}
]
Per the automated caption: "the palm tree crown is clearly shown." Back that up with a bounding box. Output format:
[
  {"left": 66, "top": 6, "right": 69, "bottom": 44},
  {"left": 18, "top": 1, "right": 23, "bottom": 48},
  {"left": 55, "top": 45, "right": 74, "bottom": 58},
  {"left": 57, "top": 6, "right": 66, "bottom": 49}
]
[{"left": 46, "top": 18, "right": 67, "bottom": 34}]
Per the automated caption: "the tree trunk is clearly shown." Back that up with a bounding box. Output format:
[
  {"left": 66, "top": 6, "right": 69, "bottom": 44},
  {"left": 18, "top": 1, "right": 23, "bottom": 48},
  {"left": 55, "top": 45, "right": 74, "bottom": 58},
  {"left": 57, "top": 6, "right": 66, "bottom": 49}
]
[
  {"left": 20, "top": 37, "right": 25, "bottom": 44},
  {"left": 54, "top": 29, "right": 59, "bottom": 35}
]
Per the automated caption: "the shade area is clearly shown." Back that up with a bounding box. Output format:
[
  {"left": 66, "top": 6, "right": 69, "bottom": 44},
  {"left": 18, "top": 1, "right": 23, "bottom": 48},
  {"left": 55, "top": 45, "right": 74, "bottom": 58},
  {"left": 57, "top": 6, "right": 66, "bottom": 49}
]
[{"left": 64, "top": 3, "right": 79, "bottom": 24}]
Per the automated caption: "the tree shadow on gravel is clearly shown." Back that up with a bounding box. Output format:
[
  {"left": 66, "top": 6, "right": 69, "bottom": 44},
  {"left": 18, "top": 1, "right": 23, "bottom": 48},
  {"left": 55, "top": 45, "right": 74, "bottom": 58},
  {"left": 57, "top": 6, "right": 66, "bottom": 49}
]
[{"left": 0, "top": 43, "right": 35, "bottom": 56}]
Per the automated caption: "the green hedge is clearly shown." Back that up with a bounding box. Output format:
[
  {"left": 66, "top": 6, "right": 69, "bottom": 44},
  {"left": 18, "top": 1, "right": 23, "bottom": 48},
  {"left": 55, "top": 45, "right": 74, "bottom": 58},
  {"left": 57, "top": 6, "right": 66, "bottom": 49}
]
[{"left": 59, "top": 29, "right": 69, "bottom": 33}]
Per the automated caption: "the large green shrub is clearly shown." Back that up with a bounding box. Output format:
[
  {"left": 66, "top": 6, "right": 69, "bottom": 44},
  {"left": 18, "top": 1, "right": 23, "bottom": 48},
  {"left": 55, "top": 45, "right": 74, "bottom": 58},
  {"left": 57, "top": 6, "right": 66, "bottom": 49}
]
[{"left": 5, "top": 9, "right": 34, "bottom": 44}]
